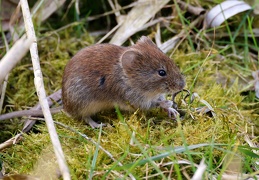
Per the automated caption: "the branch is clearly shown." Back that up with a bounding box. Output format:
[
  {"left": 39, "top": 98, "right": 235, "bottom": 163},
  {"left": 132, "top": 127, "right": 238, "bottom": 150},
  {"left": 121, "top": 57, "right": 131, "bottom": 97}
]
[
  {"left": 0, "top": 36, "right": 33, "bottom": 84},
  {"left": 20, "top": 1, "right": 71, "bottom": 179}
]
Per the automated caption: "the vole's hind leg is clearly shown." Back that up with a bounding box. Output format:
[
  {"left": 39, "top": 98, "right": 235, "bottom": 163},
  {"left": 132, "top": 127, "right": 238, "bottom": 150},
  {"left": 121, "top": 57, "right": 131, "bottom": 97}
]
[{"left": 85, "top": 116, "right": 106, "bottom": 128}]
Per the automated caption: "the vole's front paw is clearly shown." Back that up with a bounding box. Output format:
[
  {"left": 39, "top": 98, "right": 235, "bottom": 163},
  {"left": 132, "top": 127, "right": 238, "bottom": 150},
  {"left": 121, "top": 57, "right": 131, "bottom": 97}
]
[
  {"left": 159, "top": 100, "right": 173, "bottom": 109},
  {"left": 166, "top": 107, "right": 180, "bottom": 118},
  {"left": 159, "top": 100, "right": 180, "bottom": 119}
]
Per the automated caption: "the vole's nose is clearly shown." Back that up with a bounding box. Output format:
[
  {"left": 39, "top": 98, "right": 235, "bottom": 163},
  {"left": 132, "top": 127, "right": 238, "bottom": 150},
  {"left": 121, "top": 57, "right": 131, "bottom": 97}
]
[
  {"left": 176, "top": 75, "right": 185, "bottom": 90},
  {"left": 179, "top": 78, "right": 185, "bottom": 89}
]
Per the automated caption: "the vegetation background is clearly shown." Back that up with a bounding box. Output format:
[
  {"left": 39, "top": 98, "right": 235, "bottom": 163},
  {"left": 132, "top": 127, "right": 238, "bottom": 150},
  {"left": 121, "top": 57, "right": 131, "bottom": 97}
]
[{"left": 0, "top": 0, "right": 258, "bottom": 179}]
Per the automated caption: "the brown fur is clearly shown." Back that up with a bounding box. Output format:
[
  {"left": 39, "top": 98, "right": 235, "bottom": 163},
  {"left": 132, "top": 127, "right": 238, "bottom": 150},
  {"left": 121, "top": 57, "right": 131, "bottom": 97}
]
[{"left": 62, "top": 36, "right": 185, "bottom": 127}]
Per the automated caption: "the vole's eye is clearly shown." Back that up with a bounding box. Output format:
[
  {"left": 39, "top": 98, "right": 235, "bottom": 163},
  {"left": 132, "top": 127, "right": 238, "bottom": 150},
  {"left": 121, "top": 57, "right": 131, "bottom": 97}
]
[{"left": 158, "top": 70, "right": 166, "bottom": 76}]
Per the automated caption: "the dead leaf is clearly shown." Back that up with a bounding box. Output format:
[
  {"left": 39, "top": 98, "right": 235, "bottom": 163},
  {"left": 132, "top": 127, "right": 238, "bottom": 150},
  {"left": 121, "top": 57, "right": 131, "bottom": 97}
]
[
  {"left": 205, "top": 1, "right": 252, "bottom": 28},
  {"left": 110, "top": 0, "right": 170, "bottom": 45}
]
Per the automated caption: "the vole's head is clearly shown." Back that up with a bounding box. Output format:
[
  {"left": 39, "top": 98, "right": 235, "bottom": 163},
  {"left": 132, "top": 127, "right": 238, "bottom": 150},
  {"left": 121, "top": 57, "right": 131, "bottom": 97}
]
[{"left": 121, "top": 36, "right": 185, "bottom": 98}]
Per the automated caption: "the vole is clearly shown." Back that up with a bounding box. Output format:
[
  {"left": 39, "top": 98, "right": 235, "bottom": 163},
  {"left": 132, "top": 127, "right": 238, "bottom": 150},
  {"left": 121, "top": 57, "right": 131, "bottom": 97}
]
[
  {"left": 0, "top": 36, "right": 185, "bottom": 127},
  {"left": 62, "top": 36, "right": 185, "bottom": 128}
]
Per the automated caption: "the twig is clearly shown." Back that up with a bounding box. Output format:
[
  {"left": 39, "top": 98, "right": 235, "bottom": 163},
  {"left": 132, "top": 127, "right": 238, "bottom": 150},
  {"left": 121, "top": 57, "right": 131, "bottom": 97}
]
[
  {"left": 97, "top": 21, "right": 123, "bottom": 44},
  {"left": 0, "top": 133, "right": 23, "bottom": 151},
  {"left": 191, "top": 158, "right": 206, "bottom": 180},
  {"left": 134, "top": 16, "right": 174, "bottom": 37},
  {"left": 0, "top": 75, "right": 8, "bottom": 114},
  {"left": 164, "top": 14, "right": 204, "bottom": 55},
  {"left": 0, "top": 89, "right": 62, "bottom": 152},
  {"left": 107, "top": 0, "right": 121, "bottom": 19},
  {"left": 0, "top": 107, "right": 62, "bottom": 121},
  {"left": 22, "top": 89, "right": 62, "bottom": 133},
  {"left": 0, "top": 33, "right": 10, "bottom": 113},
  {"left": 0, "top": 35, "right": 33, "bottom": 84},
  {"left": 20, "top": 1, "right": 70, "bottom": 179},
  {"left": 87, "top": 2, "right": 138, "bottom": 21},
  {"left": 155, "top": 23, "right": 162, "bottom": 47}
]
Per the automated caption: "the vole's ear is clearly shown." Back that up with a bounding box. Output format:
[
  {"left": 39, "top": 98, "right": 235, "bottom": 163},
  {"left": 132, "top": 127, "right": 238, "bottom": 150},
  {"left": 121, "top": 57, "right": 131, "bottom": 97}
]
[
  {"left": 121, "top": 50, "right": 142, "bottom": 69},
  {"left": 137, "top": 36, "right": 156, "bottom": 46}
]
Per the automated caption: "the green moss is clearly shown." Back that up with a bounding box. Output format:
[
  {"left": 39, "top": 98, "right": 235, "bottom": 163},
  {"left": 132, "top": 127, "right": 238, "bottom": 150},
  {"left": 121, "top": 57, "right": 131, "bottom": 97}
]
[{"left": 1, "top": 4, "right": 258, "bottom": 178}]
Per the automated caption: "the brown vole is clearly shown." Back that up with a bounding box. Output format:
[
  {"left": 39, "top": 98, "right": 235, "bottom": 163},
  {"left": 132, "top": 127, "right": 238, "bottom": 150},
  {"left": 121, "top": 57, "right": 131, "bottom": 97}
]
[{"left": 62, "top": 36, "right": 185, "bottom": 128}]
